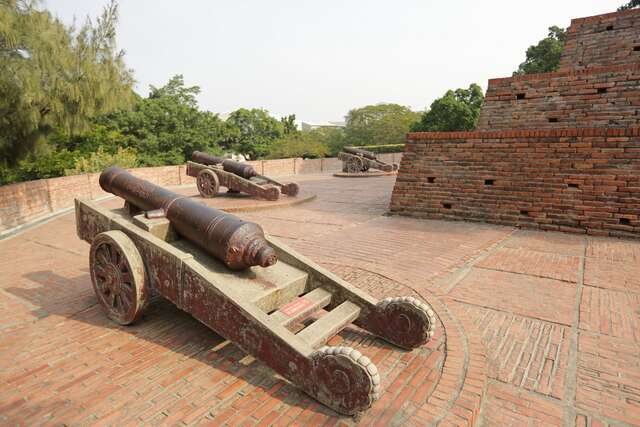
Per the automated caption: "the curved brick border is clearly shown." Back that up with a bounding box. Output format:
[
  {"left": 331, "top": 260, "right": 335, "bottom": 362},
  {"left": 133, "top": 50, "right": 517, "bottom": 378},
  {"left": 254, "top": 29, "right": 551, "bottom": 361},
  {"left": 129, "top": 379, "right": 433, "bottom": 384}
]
[
  {"left": 206, "top": 193, "right": 316, "bottom": 213},
  {"left": 333, "top": 171, "right": 397, "bottom": 178},
  {"left": 324, "top": 262, "right": 489, "bottom": 426}
]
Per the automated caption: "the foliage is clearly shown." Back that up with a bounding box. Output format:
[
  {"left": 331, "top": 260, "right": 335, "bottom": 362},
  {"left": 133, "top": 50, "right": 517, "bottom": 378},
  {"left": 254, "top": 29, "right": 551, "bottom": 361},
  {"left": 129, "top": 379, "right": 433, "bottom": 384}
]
[
  {"left": 411, "top": 84, "right": 484, "bottom": 132},
  {"left": 267, "top": 130, "right": 330, "bottom": 159},
  {"left": 513, "top": 26, "right": 566, "bottom": 75},
  {"left": 0, "top": 0, "right": 135, "bottom": 166},
  {"left": 280, "top": 114, "right": 297, "bottom": 134},
  {"left": 344, "top": 104, "right": 419, "bottom": 147},
  {"left": 223, "top": 108, "right": 284, "bottom": 159},
  {"left": 91, "top": 75, "right": 225, "bottom": 166},
  {"left": 65, "top": 146, "right": 137, "bottom": 175},
  {"left": 619, "top": 0, "right": 640, "bottom": 10}
]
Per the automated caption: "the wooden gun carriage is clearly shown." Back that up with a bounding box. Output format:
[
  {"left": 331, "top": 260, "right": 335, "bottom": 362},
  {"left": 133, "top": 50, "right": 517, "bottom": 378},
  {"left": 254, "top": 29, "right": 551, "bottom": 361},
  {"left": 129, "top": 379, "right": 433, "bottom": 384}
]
[
  {"left": 338, "top": 146, "right": 399, "bottom": 174},
  {"left": 75, "top": 167, "right": 436, "bottom": 415},
  {"left": 186, "top": 151, "right": 299, "bottom": 201}
]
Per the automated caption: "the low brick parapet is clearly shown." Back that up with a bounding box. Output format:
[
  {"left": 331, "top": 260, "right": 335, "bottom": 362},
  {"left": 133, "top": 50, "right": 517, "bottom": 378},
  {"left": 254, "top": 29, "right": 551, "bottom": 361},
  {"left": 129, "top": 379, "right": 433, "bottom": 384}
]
[{"left": 390, "top": 127, "right": 640, "bottom": 237}]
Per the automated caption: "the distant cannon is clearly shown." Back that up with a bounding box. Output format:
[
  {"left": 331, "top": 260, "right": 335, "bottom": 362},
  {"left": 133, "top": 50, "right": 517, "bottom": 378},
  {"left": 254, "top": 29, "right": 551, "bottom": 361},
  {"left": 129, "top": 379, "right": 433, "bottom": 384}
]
[
  {"left": 75, "top": 169, "right": 438, "bottom": 415},
  {"left": 187, "top": 152, "right": 299, "bottom": 200},
  {"left": 338, "top": 146, "right": 399, "bottom": 173}
]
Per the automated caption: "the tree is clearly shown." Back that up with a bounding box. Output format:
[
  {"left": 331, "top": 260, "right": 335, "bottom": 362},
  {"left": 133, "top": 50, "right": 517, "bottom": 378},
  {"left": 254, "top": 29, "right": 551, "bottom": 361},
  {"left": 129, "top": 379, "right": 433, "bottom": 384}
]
[
  {"left": 513, "top": 26, "right": 566, "bottom": 75},
  {"left": 619, "top": 0, "right": 640, "bottom": 10},
  {"left": 91, "top": 75, "right": 226, "bottom": 166},
  {"left": 280, "top": 114, "right": 297, "bottom": 134},
  {"left": 344, "top": 104, "right": 419, "bottom": 147},
  {"left": 223, "top": 108, "right": 283, "bottom": 159},
  {"left": 0, "top": 0, "right": 135, "bottom": 166},
  {"left": 267, "top": 130, "right": 329, "bottom": 159},
  {"left": 411, "top": 83, "right": 484, "bottom": 132}
]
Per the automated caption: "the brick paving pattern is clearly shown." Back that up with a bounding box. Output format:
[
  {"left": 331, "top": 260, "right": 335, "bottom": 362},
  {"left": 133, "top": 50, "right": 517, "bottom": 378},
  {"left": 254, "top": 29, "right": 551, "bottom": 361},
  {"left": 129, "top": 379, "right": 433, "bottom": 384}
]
[{"left": 1, "top": 174, "right": 639, "bottom": 426}]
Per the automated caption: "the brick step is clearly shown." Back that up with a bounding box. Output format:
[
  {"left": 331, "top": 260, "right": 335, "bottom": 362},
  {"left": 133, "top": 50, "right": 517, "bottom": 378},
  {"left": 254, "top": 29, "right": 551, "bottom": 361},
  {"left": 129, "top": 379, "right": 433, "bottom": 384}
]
[
  {"left": 268, "top": 287, "right": 332, "bottom": 327},
  {"left": 295, "top": 300, "right": 361, "bottom": 349}
]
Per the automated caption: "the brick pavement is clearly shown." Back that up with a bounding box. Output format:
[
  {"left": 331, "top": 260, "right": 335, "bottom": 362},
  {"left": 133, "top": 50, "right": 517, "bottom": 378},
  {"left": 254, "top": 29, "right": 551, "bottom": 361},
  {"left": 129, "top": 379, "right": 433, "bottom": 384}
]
[{"left": 1, "top": 174, "right": 639, "bottom": 426}]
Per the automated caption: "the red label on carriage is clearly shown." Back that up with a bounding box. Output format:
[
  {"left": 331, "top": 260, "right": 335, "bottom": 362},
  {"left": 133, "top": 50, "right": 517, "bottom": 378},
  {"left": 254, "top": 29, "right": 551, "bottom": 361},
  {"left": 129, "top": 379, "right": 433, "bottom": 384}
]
[{"left": 280, "top": 297, "right": 314, "bottom": 317}]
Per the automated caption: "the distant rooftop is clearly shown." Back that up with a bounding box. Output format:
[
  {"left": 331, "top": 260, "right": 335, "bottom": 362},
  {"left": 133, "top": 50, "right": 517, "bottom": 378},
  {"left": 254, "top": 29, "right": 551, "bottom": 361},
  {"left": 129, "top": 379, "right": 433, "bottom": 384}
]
[{"left": 301, "top": 121, "right": 346, "bottom": 131}]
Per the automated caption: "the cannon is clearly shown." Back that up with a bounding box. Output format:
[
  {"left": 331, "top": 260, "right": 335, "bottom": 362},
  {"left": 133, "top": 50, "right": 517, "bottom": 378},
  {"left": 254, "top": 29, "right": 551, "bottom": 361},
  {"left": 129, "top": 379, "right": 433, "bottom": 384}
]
[
  {"left": 338, "top": 146, "right": 399, "bottom": 174},
  {"left": 188, "top": 151, "right": 299, "bottom": 200},
  {"left": 74, "top": 169, "right": 437, "bottom": 415}
]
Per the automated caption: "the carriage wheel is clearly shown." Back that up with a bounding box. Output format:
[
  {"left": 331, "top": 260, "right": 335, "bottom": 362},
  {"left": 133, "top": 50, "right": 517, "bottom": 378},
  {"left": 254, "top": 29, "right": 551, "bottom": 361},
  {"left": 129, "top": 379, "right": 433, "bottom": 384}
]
[
  {"left": 197, "top": 169, "right": 220, "bottom": 198},
  {"left": 346, "top": 157, "right": 363, "bottom": 173},
  {"left": 90, "top": 231, "right": 148, "bottom": 325}
]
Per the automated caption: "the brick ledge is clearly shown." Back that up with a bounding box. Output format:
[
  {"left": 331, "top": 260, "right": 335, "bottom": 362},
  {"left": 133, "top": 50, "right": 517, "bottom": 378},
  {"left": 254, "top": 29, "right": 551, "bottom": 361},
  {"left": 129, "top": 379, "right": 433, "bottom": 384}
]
[{"left": 407, "top": 127, "right": 640, "bottom": 141}]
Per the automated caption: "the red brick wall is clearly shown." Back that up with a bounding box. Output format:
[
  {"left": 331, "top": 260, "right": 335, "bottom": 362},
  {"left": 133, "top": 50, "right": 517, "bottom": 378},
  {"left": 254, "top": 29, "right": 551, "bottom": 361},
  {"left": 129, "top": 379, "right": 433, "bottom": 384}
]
[
  {"left": 478, "top": 64, "right": 640, "bottom": 130},
  {"left": 559, "top": 8, "right": 640, "bottom": 70},
  {"left": 390, "top": 128, "right": 640, "bottom": 238}
]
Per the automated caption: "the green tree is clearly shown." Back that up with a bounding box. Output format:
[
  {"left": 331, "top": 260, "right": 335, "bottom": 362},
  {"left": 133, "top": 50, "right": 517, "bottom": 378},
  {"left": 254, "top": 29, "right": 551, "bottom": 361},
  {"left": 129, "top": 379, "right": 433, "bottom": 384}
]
[
  {"left": 223, "top": 108, "right": 283, "bottom": 159},
  {"left": 411, "top": 84, "right": 484, "bottom": 132},
  {"left": 619, "top": 0, "right": 640, "bottom": 10},
  {"left": 92, "top": 75, "right": 226, "bottom": 166},
  {"left": 513, "top": 26, "right": 566, "bottom": 75},
  {"left": 344, "top": 104, "right": 419, "bottom": 147},
  {"left": 0, "top": 0, "right": 134, "bottom": 165},
  {"left": 65, "top": 146, "right": 137, "bottom": 175},
  {"left": 267, "top": 130, "right": 329, "bottom": 159},
  {"left": 280, "top": 114, "right": 297, "bottom": 134}
]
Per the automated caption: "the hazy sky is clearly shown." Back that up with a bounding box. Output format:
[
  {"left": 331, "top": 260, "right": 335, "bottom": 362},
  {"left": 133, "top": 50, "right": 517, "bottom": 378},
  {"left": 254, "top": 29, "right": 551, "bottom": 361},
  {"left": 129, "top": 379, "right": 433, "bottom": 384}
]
[{"left": 45, "top": 0, "right": 622, "bottom": 122}]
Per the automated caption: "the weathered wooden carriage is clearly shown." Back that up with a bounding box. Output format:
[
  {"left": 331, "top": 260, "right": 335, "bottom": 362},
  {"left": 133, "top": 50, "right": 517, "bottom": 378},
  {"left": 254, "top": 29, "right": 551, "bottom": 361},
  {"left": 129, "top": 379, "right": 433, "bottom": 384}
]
[
  {"left": 338, "top": 146, "right": 399, "bottom": 174},
  {"left": 187, "top": 151, "right": 299, "bottom": 201},
  {"left": 75, "top": 167, "right": 436, "bottom": 415}
]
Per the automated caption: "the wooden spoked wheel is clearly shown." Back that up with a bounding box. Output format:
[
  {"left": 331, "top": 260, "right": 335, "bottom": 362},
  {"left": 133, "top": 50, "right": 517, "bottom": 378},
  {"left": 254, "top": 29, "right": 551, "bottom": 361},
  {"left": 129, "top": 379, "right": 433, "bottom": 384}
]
[
  {"left": 90, "top": 231, "right": 147, "bottom": 325},
  {"left": 196, "top": 169, "right": 220, "bottom": 198},
  {"left": 346, "top": 157, "right": 363, "bottom": 173}
]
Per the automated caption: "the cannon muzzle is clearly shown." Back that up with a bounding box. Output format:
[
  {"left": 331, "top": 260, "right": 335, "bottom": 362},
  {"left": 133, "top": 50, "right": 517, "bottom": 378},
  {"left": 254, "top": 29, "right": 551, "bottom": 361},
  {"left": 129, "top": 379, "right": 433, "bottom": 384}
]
[
  {"left": 99, "top": 167, "right": 277, "bottom": 270},
  {"left": 343, "top": 146, "right": 377, "bottom": 160}
]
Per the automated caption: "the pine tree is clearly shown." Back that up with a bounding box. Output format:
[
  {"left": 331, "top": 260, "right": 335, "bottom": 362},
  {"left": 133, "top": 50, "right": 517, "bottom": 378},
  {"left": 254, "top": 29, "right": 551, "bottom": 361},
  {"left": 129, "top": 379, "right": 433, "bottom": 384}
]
[{"left": 0, "top": 0, "right": 135, "bottom": 165}]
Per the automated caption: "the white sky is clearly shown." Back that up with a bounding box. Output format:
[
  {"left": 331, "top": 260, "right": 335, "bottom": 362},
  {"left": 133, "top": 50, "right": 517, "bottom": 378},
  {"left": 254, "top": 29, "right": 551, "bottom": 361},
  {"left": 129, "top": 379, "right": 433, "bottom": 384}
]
[{"left": 45, "top": 0, "right": 622, "bottom": 122}]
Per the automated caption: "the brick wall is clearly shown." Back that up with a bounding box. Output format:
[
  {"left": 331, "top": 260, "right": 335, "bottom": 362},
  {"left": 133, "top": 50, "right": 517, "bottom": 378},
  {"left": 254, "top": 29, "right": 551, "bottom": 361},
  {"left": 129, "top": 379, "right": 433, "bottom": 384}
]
[
  {"left": 390, "top": 128, "right": 640, "bottom": 238},
  {"left": 559, "top": 8, "right": 640, "bottom": 70},
  {"left": 0, "top": 154, "right": 403, "bottom": 235},
  {"left": 477, "top": 64, "right": 640, "bottom": 130}
]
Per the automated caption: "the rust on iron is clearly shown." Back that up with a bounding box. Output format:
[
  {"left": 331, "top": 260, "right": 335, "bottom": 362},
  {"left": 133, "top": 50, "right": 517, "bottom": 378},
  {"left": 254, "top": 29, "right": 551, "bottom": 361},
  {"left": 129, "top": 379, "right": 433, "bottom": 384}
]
[
  {"left": 100, "top": 167, "right": 277, "bottom": 269},
  {"left": 187, "top": 152, "right": 300, "bottom": 200},
  {"left": 192, "top": 151, "right": 225, "bottom": 166},
  {"left": 339, "top": 146, "right": 399, "bottom": 173}
]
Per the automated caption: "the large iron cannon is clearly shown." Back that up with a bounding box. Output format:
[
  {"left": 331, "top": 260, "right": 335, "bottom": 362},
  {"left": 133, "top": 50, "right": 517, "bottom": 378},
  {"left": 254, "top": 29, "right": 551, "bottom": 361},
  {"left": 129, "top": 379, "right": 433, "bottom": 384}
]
[
  {"left": 338, "top": 146, "right": 399, "bottom": 173},
  {"left": 186, "top": 152, "right": 299, "bottom": 200},
  {"left": 74, "top": 172, "right": 437, "bottom": 415},
  {"left": 99, "top": 167, "right": 276, "bottom": 270}
]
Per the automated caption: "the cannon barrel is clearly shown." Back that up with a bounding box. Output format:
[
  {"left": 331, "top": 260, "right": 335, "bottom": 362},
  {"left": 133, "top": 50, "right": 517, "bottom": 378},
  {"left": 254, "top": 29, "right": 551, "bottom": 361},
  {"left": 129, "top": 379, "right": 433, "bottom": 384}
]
[
  {"left": 99, "top": 167, "right": 277, "bottom": 270},
  {"left": 343, "top": 146, "right": 377, "bottom": 160},
  {"left": 222, "top": 159, "right": 257, "bottom": 179},
  {"left": 192, "top": 151, "right": 225, "bottom": 166}
]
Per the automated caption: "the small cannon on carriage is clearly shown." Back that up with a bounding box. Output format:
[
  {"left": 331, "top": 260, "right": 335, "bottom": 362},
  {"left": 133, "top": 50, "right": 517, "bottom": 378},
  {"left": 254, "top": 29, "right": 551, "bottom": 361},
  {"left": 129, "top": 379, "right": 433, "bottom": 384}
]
[
  {"left": 74, "top": 167, "right": 437, "bottom": 415},
  {"left": 338, "top": 146, "right": 399, "bottom": 174},
  {"left": 186, "top": 151, "right": 299, "bottom": 201}
]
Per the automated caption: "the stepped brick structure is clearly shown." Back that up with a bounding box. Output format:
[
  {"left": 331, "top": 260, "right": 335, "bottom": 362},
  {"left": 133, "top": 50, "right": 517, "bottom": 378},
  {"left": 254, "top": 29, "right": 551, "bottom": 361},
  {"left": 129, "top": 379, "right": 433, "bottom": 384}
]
[
  {"left": 391, "top": 8, "right": 640, "bottom": 237},
  {"left": 477, "top": 64, "right": 640, "bottom": 130},
  {"left": 559, "top": 8, "right": 640, "bottom": 70}
]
